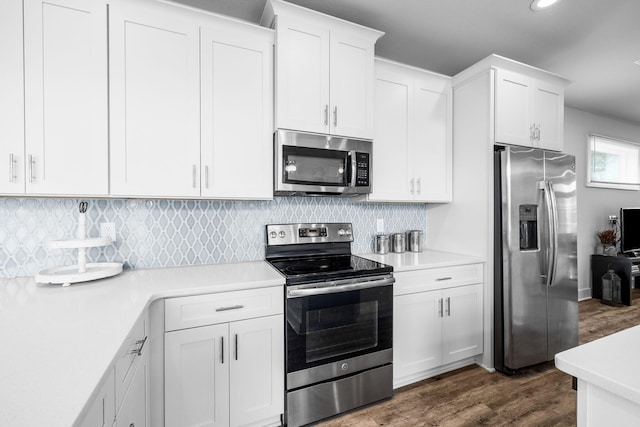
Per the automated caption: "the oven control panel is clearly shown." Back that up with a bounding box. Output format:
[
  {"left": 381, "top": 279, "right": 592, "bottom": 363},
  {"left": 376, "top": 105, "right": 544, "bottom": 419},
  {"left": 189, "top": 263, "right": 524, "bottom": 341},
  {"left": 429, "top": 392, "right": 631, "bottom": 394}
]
[{"left": 266, "top": 223, "right": 353, "bottom": 246}]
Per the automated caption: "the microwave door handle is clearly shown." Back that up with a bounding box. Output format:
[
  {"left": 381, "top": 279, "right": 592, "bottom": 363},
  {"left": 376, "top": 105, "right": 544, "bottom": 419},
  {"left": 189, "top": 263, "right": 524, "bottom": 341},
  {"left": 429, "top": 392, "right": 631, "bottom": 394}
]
[{"left": 348, "top": 151, "right": 357, "bottom": 188}]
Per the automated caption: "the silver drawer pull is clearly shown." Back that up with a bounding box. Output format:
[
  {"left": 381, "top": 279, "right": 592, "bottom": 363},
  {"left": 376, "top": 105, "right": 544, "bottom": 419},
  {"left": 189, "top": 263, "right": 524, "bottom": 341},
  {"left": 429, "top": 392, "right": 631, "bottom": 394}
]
[
  {"left": 129, "top": 336, "right": 148, "bottom": 356},
  {"left": 435, "top": 277, "right": 452, "bottom": 281},
  {"left": 215, "top": 304, "right": 244, "bottom": 312}
]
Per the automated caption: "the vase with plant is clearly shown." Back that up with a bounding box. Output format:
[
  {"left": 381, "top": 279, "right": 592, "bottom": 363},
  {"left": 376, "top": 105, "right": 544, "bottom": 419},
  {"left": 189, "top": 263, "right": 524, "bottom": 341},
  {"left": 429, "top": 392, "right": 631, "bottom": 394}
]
[{"left": 596, "top": 229, "right": 618, "bottom": 255}]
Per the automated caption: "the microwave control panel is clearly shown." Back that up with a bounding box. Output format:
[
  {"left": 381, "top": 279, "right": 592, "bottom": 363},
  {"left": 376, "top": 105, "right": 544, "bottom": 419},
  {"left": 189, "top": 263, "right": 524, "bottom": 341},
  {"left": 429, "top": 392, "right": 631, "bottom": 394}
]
[{"left": 355, "top": 152, "right": 370, "bottom": 187}]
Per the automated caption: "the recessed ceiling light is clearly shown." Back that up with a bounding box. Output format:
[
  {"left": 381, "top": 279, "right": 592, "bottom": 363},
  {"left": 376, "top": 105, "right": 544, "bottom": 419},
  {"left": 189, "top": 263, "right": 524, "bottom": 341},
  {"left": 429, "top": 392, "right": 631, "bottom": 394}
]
[
  {"left": 530, "top": 0, "right": 561, "bottom": 11},
  {"left": 635, "top": 59, "right": 640, "bottom": 67}
]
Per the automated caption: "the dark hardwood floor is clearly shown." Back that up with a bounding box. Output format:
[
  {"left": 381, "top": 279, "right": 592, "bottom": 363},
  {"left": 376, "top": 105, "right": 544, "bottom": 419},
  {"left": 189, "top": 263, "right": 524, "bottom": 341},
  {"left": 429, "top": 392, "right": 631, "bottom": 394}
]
[{"left": 317, "top": 289, "right": 640, "bottom": 426}]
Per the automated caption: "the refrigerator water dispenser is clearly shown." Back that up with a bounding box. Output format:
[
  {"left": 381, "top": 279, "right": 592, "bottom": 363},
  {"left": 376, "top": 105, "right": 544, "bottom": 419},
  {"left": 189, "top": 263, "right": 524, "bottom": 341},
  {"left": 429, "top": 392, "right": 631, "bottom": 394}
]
[{"left": 519, "top": 205, "right": 538, "bottom": 251}]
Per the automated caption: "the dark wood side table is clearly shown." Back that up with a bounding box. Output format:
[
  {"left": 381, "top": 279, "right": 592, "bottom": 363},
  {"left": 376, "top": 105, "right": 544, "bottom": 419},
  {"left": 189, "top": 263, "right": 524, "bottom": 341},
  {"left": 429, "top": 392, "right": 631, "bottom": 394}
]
[{"left": 591, "top": 254, "right": 640, "bottom": 305}]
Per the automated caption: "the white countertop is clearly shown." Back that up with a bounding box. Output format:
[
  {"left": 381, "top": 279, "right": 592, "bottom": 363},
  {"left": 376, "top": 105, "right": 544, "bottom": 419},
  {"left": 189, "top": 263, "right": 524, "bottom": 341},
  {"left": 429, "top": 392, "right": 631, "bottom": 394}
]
[
  {"left": 360, "top": 249, "right": 484, "bottom": 272},
  {"left": 0, "top": 261, "right": 284, "bottom": 427},
  {"left": 555, "top": 324, "right": 640, "bottom": 405}
]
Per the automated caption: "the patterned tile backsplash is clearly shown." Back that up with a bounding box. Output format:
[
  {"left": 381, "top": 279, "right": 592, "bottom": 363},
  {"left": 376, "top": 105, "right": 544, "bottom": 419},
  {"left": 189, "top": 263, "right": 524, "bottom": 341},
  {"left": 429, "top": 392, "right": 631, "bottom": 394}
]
[{"left": 0, "top": 197, "right": 426, "bottom": 278}]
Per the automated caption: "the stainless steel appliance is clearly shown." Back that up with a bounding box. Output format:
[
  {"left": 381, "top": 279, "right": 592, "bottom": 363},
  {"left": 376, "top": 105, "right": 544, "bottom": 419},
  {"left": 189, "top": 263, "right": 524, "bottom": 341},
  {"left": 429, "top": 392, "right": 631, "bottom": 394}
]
[
  {"left": 274, "top": 130, "right": 372, "bottom": 196},
  {"left": 494, "top": 146, "right": 578, "bottom": 373},
  {"left": 265, "top": 223, "right": 393, "bottom": 426}
]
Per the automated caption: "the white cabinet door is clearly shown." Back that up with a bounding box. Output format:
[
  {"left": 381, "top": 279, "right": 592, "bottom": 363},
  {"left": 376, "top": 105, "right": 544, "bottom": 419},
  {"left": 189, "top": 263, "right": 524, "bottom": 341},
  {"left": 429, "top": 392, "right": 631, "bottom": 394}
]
[
  {"left": 494, "top": 68, "right": 533, "bottom": 147},
  {"left": 393, "top": 290, "right": 443, "bottom": 385},
  {"left": 413, "top": 77, "right": 452, "bottom": 202},
  {"left": 78, "top": 369, "right": 115, "bottom": 427},
  {"left": 442, "top": 284, "right": 483, "bottom": 365},
  {"left": 116, "top": 357, "right": 148, "bottom": 427},
  {"left": 23, "top": 0, "right": 108, "bottom": 195},
  {"left": 533, "top": 81, "right": 564, "bottom": 152},
  {"left": 368, "top": 64, "right": 413, "bottom": 202},
  {"left": 0, "top": 0, "right": 24, "bottom": 195},
  {"left": 109, "top": 0, "right": 200, "bottom": 198},
  {"left": 275, "top": 16, "right": 330, "bottom": 135},
  {"left": 200, "top": 24, "right": 273, "bottom": 199},
  {"left": 329, "top": 32, "right": 374, "bottom": 139},
  {"left": 165, "top": 324, "right": 229, "bottom": 427},
  {"left": 229, "top": 315, "right": 284, "bottom": 426}
]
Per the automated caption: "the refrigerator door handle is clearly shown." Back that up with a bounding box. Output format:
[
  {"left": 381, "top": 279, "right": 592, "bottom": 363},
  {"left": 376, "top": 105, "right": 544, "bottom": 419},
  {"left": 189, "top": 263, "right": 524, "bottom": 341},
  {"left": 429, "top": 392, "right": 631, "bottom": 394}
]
[
  {"left": 547, "top": 181, "right": 559, "bottom": 286},
  {"left": 540, "top": 180, "right": 559, "bottom": 286}
]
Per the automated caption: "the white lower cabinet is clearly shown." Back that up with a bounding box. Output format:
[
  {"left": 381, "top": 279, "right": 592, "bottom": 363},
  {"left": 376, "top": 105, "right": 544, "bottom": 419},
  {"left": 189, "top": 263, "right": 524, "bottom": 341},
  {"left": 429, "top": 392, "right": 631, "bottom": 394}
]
[
  {"left": 77, "top": 369, "right": 115, "bottom": 427},
  {"left": 164, "top": 288, "right": 284, "bottom": 427},
  {"left": 116, "top": 353, "right": 149, "bottom": 427},
  {"left": 77, "top": 315, "right": 149, "bottom": 427},
  {"left": 393, "top": 264, "right": 483, "bottom": 388}
]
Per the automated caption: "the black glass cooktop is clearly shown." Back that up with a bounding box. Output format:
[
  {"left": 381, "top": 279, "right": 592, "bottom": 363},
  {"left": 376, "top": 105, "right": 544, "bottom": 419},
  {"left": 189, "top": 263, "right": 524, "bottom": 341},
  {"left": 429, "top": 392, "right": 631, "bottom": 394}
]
[{"left": 268, "top": 254, "right": 393, "bottom": 285}]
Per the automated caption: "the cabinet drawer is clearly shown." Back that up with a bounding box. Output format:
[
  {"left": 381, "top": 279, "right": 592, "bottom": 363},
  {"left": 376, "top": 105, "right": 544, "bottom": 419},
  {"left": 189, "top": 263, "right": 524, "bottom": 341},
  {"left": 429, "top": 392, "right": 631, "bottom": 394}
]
[
  {"left": 115, "top": 315, "right": 147, "bottom": 412},
  {"left": 164, "top": 286, "right": 284, "bottom": 332},
  {"left": 394, "top": 263, "right": 483, "bottom": 296}
]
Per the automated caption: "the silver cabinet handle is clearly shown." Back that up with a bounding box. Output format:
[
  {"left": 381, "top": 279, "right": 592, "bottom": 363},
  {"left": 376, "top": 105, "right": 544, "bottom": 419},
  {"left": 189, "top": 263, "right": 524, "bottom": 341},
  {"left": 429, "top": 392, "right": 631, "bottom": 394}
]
[
  {"left": 129, "top": 336, "right": 147, "bottom": 356},
  {"left": 417, "top": 178, "right": 421, "bottom": 195},
  {"left": 536, "top": 124, "right": 541, "bottom": 141},
  {"left": 410, "top": 178, "right": 414, "bottom": 194},
  {"left": 220, "top": 336, "right": 224, "bottom": 364},
  {"left": 205, "top": 166, "right": 209, "bottom": 189},
  {"left": 333, "top": 106, "right": 338, "bottom": 127},
  {"left": 435, "top": 277, "right": 452, "bottom": 281},
  {"left": 446, "top": 297, "right": 451, "bottom": 316},
  {"left": 530, "top": 124, "right": 535, "bottom": 141},
  {"left": 235, "top": 334, "right": 238, "bottom": 361},
  {"left": 28, "top": 155, "right": 35, "bottom": 183},
  {"left": 324, "top": 104, "right": 329, "bottom": 125},
  {"left": 192, "top": 165, "right": 197, "bottom": 188},
  {"left": 215, "top": 304, "right": 244, "bottom": 312},
  {"left": 9, "top": 153, "right": 17, "bottom": 183},
  {"left": 438, "top": 298, "right": 443, "bottom": 317}
]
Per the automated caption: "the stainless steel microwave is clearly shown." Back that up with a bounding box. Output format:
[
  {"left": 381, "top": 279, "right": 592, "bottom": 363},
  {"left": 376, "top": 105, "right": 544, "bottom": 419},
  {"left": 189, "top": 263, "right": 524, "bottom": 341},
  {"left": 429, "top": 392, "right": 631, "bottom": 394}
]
[{"left": 274, "top": 130, "right": 372, "bottom": 196}]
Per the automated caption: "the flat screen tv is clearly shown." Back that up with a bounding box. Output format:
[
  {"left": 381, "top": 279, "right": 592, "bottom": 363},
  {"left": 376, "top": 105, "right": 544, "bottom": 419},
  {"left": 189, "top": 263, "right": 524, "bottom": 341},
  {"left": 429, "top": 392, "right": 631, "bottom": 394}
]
[{"left": 620, "top": 207, "right": 640, "bottom": 255}]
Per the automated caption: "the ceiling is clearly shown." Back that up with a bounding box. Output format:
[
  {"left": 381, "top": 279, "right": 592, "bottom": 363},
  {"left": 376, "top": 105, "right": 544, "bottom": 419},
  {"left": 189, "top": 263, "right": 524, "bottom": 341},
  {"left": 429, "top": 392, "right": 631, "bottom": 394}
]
[{"left": 174, "top": 0, "right": 640, "bottom": 125}]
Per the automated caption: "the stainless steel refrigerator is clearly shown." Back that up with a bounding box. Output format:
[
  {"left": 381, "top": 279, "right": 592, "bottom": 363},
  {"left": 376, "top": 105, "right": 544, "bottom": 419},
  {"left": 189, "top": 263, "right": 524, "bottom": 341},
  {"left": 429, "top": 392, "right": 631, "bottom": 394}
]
[{"left": 494, "top": 146, "right": 578, "bottom": 373}]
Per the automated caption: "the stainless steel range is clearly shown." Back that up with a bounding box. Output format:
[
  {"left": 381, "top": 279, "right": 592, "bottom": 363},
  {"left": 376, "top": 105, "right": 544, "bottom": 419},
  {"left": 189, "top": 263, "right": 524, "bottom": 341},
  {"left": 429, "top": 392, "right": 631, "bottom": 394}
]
[{"left": 265, "top": 223, "right": 394, "bottom": 427}]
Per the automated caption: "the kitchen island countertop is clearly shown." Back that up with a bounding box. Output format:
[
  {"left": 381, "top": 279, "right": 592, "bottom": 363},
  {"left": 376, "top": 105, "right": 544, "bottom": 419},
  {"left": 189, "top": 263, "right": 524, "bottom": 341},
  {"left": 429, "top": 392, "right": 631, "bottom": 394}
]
[
  {"left": 0, "top": 261, "right": 284, "bottom": 427},
  {"left": 555, "top": 325, "right": 640, "bottom": 412}
]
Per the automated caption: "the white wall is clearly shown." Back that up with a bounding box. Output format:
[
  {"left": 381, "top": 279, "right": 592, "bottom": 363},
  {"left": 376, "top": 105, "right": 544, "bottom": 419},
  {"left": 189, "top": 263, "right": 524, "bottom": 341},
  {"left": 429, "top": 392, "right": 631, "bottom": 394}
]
[{"left": 563, "top": 107, "right": 640, "bottom": 300}]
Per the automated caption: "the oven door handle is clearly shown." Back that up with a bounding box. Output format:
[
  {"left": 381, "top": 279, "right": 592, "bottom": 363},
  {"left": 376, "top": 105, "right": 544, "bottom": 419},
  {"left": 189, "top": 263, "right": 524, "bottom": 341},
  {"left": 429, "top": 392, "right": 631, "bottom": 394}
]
[{"left": 287, "top": 276, "right": 395, "bottom": 298}]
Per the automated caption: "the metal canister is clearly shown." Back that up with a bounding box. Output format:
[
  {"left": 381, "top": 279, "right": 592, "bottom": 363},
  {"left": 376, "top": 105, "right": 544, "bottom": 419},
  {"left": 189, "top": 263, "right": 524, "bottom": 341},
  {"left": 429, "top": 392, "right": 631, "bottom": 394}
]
[
  {"left": 391, "top": 233, "right": 405, "bottom": 253},
  {"left": 408, "top": 230, "right": 423, "bottom": 252},
  {"left": 375, "top": 234, "right": 390, "bottom": 254}
]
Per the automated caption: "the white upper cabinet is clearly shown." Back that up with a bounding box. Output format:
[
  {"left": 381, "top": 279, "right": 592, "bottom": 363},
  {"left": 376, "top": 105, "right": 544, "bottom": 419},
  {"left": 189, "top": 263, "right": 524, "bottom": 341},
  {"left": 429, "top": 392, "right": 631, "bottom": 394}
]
[
  {"left": 366, "top": 59, "right": 452, "bottom": 203},
  {"left": 413, "top": 76, "right": 452, "bottom": 202},
  {"left": 273, "top": 16, "right": 330, "bottom": 135},
  {"left": 20, "top": 0, "right": 109, "bottom": 196},
  {"left": 110, "top": 0, "right": 273, "bottom": 200},
  {"left": 0, "top": 0, "right": 24, "bottom": 195},
  {"left": 329, "top": 31, "right": 375, "bottom": 139},
  {"left": 200, "top": 21, "right": 273, "bottom": 200},
  {"left": 369, "top": 64, "right": 413, "bottom": 201},
  {"left": 262, "top": 0, "right": 382, "bottom": 139},
  {"left": 495, "top": 67, "right": 565, "bottom": 151},
  {"left": 109, "top": 0, "right": 200, "bottom": 198}
]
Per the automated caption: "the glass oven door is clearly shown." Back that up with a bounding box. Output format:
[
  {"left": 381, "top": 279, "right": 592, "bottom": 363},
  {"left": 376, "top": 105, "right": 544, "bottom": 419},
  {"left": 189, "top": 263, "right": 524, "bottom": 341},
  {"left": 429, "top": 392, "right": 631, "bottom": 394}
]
[{"left": 285, "top": 278, "right": 393, "bottom": 374}]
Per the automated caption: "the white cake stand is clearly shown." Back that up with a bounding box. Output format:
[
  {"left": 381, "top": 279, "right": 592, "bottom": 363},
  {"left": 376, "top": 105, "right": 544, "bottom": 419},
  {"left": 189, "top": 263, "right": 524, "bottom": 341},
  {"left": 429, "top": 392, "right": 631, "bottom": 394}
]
[{"left": 36, "top": 237, "right": 123, "bottom": 286}]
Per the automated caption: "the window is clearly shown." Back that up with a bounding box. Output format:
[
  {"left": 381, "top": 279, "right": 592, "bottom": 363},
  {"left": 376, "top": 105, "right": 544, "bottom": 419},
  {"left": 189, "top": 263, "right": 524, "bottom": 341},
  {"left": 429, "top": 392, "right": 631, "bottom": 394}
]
[{"left": 588, "top": 134, "right": 640, "bottom": 190}]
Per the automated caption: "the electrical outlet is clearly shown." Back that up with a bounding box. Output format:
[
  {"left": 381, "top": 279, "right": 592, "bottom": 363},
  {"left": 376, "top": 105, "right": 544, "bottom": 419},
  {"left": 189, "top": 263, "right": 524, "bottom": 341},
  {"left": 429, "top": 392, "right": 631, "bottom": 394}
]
[
  {"left": 100, "top": 222, "right": 116, "bottom": 242},
  {"left": 376, "top": 218, "right": 384, "bottom": 233}
]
